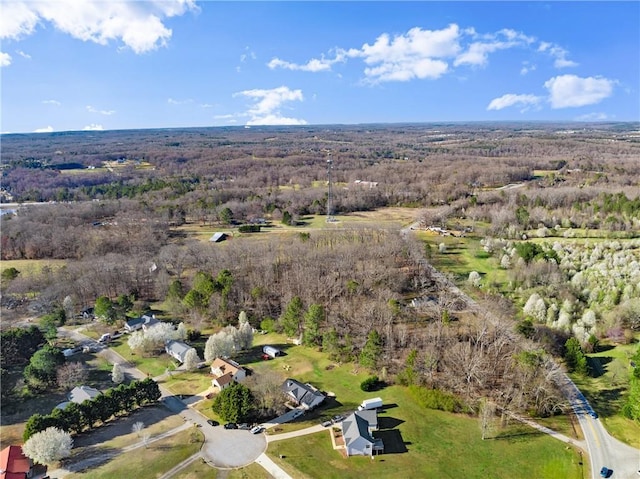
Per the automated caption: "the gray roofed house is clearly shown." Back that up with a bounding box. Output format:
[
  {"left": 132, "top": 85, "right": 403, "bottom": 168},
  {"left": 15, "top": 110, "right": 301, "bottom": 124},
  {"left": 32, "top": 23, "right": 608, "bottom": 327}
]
[
  {"left": 282, "top": 378, "right": 326, "bottom": 410},
  {"left": 124, "top": 313, "right": 159, "bottom": 332},
  {"left": 341, "top": 410, "right": 384, "bottom": 457},
  {"left": 68, "top": 385, "right": 101, "bottom": 404},
  {"left": 165, "top": 340, "right": 196, "bottom": 363}
]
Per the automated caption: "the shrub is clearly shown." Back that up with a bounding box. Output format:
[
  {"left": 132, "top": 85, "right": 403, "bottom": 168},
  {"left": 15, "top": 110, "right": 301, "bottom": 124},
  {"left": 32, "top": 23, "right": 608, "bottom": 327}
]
[{"left": 360, "top": 375, "right": 380, "bottom": 392}]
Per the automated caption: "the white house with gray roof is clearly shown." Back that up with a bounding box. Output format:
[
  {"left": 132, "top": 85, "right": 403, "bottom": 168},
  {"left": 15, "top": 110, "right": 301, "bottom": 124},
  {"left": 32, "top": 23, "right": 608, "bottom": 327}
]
[{"left": 341, "top": 410, "right": 384, "bottom": 457}]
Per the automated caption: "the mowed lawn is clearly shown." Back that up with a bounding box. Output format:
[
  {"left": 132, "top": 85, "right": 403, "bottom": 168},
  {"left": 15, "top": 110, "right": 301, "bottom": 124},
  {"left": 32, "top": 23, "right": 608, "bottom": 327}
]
[
  {"left": 267, "top": 398, "right": 583, "bottom": 479},
  {"left": 240, "top": 334, "right": 582, "bottom": 479},
  {"left": 65, "top": 428, "right": 203, "bottom": 479}
]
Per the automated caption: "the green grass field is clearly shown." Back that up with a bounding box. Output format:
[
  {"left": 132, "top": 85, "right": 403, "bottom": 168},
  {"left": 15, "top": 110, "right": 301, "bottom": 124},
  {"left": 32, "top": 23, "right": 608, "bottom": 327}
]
[{"left": 267, "top": 406, "right": 583, "bottom": 479}]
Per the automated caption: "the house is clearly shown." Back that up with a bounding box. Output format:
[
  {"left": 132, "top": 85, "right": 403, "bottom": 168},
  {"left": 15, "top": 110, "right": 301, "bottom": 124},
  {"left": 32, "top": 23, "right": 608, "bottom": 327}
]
[
  {"left": 124, "top": 314, "right": 159, "bottom": 332},
  {"left": 69, "top": 385, "right": 101, "bottom": 404},
  {"left": 211, "top": 357, "right": 246, "bottom": 390},
  {"left": 81, "top": 307, "right": 95, "bottom": 320},
  {"left": 341, "top": 410, "right": 384, "bottom": 457},
  {"left": 209, "top": 232, "right": 228, "bottom": 243},
  {"left": 262, "top": 345, "right": 282, "bottom": 359},
  {"left": 282, "top": 378, "right": 325, "bottom": 410},
  {"left": 0, "top": 445, "right": 33, "bottom": 479},
  {"left": 165, "top": 340, "right": 196, "bottom": 364}
]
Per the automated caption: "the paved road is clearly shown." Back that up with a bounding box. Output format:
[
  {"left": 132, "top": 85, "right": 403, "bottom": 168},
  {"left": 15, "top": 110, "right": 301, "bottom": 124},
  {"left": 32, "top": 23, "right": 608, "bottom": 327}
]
[{"left": 558, "top": 374, "right": 640, "bottom": 479}]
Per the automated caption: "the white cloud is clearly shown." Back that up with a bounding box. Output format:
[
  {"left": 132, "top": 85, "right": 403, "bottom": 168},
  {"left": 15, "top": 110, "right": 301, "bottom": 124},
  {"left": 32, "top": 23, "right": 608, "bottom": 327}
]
[
  {"left": 16, "top": 49, "right": 31, "bottom": 59},
  {"left": 200, "top": 103, "right": 215, "bottom": 109},
  {"left": 544, "top": 74, "right": 615, "bottom": 108},
  {"left": 87, "top": 105, "right": 115, "bottom": 115},
  {"left": 574, "top": 112, "right": 611, "bottom": 121},
  {"left": 34, "top": 126, "right": 54, "bottom": 133},
  {"left": 43, "top": 99, "right": 61, "bottom": 106},
  {"left": 454, "top": 28, "right": 535, "bottom": 67},
  {"left": 0, "top": 51, "right": 11, "bottom": 67},
  {"left": 487, "top": 94, "right": 543, "bottom": 111},
  {"left": 234, "top": 86, "right": 307, "bottom": 125},
  {"left": 538, "top": 42, "right": 577, "bottom": 68},
  {"left": 83, "top": 123, "right": 104, "bottom": 130},
  {"left": 520, "top": 62, "right": 536, "bottom": 75},
  {"left": 0, "top": 0, "right": 197, "bottom": 54},
  {"left": 268, "top": 51, "right": 348, "bottom": 73},
  {"left": 167, "top": 98, "right": 192, "bottom": 105},
  {"left": 356, "top": 25, "right": 460, "bottom": 82}
]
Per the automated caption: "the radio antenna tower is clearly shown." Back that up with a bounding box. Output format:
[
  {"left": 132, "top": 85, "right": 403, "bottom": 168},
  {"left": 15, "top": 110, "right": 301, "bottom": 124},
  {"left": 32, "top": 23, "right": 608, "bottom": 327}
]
[{"left": 326, "top": 153, "right": 335, "bottom": 223}]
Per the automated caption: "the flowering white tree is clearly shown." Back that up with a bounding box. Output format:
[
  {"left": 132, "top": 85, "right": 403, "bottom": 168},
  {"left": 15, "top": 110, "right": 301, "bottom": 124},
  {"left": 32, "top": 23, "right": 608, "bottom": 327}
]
[
  {"left": 523, "top": 293, "right": 547, "bottom": 323},
  {"left": 204, "top": 330, "right": 235, "bottom": 362},
  {"left": 238, "top": 318, "right": 254, "bottom": 351},
  {"left": 468, "top": 271, "right": 481, "bottom": 288},
  {"left": 500, "top": 254, "right": 511, "bottom": 269},
  {"left": 23, "top": 427, "right": 73, "bottom": 465},
  {"left": 176, "top": 322, "right": 188, "bottom": 340},
  {"left": 112, "top": 363, "right": 125, "bottom": 383},
  {"left": 132, "top": 421, "right": 145, "bottom": 437},
  {"left": 183, "top": 348, "right": 200, "bottom": 370},
  {"left": 128, "top": 322, "right": 177, "bottom": 354}
]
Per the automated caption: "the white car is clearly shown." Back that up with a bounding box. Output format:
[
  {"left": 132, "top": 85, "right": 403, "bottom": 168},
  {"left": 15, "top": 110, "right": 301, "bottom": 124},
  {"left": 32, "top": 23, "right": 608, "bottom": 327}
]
[{"left": 250, "top": 425, "right": 265, "bottom": 434}]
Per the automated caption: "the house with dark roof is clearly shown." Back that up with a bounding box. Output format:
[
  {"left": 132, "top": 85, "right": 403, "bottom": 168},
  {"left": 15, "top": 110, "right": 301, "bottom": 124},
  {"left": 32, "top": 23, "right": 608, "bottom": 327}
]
[
  {"left": 124, "top": 314, "right": 159, "bottom": 333},
  {"left": 341, "top": 410, "right": 384, "bottom": 457},
  {"left": 282, "top": 378, "right": 325, "bottom": 410},
  {"left": 165, "top": 340, "right": 196, "bottom": 364},
  {"left": 0, "top": 445, "right": 32, "bottom": 479}
]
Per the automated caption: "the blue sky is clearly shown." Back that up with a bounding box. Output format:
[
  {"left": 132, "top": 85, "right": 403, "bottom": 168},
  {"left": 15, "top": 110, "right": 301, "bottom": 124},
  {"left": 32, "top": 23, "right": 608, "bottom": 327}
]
[{"left": 1, "top": 1, "right": 638, "bottom": 133}]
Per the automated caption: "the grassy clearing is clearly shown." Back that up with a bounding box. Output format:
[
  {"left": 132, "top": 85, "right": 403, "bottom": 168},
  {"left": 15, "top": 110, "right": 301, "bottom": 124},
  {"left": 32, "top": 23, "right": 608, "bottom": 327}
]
[
  {"left": 267, "top": 400, "right": 583, "bottom": 479},
  {"left": 418, "top": 233, "right": 510, "bottom": 292},
  {"left": 65, "top": 428, "right": 203, "bottom": 479},
  {"left": 174, "top": 460, "right": 271, "bottom": 479},
  {"left": 571, "top": 340, "right": 640, "bottom": 448},
  {"left": 159, "top": 370, "right": 213, "bottom": 396},
  {"left": 0, "top": 259, "right": 66, "bottom": 277},
  {"left": 109, "top": 339, "right": 178, "bottom": 377}
]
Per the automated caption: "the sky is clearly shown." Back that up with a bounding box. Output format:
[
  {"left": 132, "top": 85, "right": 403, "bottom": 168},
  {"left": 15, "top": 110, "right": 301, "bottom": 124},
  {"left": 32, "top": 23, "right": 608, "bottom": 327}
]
[{"left": 1, "top": 1, "right": 639, "bottom": 133}]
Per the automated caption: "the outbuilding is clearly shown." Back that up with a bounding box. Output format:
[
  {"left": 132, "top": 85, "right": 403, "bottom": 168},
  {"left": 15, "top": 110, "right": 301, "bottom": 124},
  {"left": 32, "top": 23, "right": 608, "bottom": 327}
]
[{"left": 262, "top": 345, "right": 282, "bottom": 359}]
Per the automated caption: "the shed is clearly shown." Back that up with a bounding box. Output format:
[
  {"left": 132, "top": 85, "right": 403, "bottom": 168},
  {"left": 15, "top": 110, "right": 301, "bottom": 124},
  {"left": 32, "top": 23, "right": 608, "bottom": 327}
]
[
  {"left": 209, "top": 232, "right": 228, "bottom": 243},
  {"left": 263, "top": 345, "right": 282, "bottom": 359}
]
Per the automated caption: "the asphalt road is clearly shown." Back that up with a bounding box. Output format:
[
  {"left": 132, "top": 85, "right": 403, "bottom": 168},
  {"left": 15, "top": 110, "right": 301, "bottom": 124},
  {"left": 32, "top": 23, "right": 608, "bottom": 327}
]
[{"left": 559, "top": 374, "right": 640, "bottom": 479}]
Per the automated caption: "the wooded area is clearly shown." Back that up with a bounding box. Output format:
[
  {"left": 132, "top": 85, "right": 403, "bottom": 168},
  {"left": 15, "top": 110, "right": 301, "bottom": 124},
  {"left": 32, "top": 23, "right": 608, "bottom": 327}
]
[{"left": 2, "top": 122, "right": 639, "bottom": 418}]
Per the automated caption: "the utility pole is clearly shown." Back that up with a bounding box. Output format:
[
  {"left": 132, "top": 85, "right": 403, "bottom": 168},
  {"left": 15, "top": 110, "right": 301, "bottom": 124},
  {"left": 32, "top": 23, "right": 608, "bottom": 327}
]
[{"left": 326, "top": 153, "right": 334, "bottom": 222}]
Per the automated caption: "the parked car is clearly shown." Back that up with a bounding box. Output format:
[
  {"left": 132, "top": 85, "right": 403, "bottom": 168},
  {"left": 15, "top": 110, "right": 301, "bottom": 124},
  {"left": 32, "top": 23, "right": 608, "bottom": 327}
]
[
  {"left": 98, "top": 333, "right": 111, "bottom": 343},
  {"left": 250, "top": 425, "right": 265, "bottom": 434},
  {"left": 589, "top": 411, "right": 599, "bottom": 419},
  {"left": 224, "top": 423, "right": 237, "bottom": 429},
  {"left": 207, "top": 420, "right": 219, "bottom": 426},
  {"left": 332, "top": 415, "right": 345, "bottom": 423},
  {"left": 237, "top": 423, "right": 250, "bottom": 430},
  {"left": 321, "top": 420, "right": 333, "bottom": 427},
  {"left": 600, "top": 467, "right": 611, "bottom": 478}
]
